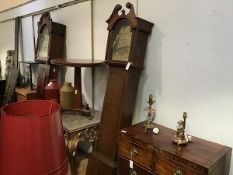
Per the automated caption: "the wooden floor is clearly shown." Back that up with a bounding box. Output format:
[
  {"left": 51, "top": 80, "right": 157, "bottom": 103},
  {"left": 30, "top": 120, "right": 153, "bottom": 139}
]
[
  {"left": 77, "top": 157, "right": 88, "bottom": 175},
  {"left": 67, "top": 149, "right": 89, "bottom": 175}
]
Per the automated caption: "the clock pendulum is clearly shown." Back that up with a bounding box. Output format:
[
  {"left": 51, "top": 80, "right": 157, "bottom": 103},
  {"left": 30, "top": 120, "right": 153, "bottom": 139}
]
[{"left": 86, "top": 3, "right": 154, "bottom": 175}]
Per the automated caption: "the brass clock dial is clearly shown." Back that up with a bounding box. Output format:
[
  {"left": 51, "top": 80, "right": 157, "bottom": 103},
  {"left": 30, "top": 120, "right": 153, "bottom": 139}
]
[
  {"left": 111, "top": 22, "right": 132, "bottom": 62},
  {"left": 37, "top": 27, "right": 49, "bottom": 58}
]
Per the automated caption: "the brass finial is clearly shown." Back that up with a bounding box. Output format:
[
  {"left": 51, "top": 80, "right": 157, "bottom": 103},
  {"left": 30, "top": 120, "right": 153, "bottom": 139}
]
[
  {"left": 148, "top": 94, "right": 155, "bottom": 106},
  {"left": 183, "top": 112, "right": 187, "bottom": 129}
]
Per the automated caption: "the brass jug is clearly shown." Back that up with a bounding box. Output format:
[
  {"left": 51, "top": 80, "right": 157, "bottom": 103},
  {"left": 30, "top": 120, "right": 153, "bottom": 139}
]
[{"left": 60, "top": 82, "right": 74, "bottom": 109}]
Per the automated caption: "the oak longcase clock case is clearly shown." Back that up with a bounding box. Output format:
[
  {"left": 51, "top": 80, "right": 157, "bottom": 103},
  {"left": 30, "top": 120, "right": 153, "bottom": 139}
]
[{"left": 86, "top": 2, "right": 153, "bottom": 175}]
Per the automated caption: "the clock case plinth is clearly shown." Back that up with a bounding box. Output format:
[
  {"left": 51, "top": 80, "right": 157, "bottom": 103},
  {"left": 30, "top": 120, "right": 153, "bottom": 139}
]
[
  {"left": 86, "top": 3, "right": 153, "bottom": 175},
  {"left": 35, "top": 12, "right": 66, "bottom": 80}
]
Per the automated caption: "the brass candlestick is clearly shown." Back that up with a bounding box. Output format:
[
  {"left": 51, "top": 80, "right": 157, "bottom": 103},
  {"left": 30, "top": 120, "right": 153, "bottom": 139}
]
[
  {"left": 172, "top": 112, "right": 189, "bottom": 145},
  {"left": 144, "top": 94, "right": 156, "bottom": 130}
]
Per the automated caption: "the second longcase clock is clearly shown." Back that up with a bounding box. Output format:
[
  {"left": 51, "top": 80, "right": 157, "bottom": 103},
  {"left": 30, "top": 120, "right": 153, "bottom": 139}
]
[{"left": 35, "top": 12, "right": 66, "bottom": 80}]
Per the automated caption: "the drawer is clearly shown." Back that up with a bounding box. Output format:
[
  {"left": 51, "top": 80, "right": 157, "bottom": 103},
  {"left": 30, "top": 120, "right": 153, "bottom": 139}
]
[
  {"left": 155, "top": 155, "right": 205, "bottom": 175},
  {"left": 118, "top": 138, "right": 153, "bottom": 170},
  {"left": 118, "top": 156, "right": 156, "bottom": 175}
]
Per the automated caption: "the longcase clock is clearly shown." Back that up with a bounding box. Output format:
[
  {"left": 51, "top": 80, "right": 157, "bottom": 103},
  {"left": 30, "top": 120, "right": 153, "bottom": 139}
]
[
  {"left": 86, "top": 3, "right": 153, "bottom": 175},
  {"left": 35, "top": 12, "right": 66, "bottom": 80}
]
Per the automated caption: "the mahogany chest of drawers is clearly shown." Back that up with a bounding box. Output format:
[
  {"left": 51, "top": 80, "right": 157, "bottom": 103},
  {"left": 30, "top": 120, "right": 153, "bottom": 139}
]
[{"left": 117, "top": 122, "right": 231, "bottom": 175}]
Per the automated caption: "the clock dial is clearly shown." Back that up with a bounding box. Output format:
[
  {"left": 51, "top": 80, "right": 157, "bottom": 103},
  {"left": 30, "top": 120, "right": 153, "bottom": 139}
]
[
  {"left": 38, "top": 27, "right": 49, "bottom": 58},
  {"left": 111, "top": 22, "right": 132, "bottom": 62}
]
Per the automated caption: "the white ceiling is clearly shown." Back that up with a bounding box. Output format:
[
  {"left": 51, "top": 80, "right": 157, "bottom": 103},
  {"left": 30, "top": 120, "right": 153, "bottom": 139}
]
[{"left": 0, "top": 0, "right": 33, "bottom": 12}]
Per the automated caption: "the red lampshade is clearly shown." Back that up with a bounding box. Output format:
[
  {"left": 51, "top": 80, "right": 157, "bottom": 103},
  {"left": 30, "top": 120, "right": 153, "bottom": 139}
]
[{"left": 0, "top": 100, "right": 69, "bottom": 175}]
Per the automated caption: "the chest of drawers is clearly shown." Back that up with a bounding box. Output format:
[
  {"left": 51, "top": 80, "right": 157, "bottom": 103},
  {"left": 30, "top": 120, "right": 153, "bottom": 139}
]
[{"left": 117, "top": 122, "right": 231, "bottom": 175}]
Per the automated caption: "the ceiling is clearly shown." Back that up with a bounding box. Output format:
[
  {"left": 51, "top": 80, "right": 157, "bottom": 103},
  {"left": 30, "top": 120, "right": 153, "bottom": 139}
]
[{"left": 0, "top": 0, "right": 33, "bottom": 12}]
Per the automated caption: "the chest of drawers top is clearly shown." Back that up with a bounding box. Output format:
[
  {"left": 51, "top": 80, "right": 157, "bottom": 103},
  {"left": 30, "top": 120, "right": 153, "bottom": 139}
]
[{"left": 117, "top": 122, "right": 231, "bottom": 175}]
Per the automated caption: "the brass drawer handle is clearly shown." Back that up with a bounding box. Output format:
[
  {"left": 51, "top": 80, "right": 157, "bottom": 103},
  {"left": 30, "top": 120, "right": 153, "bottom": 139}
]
[
  {"left": 174, "top": 169, "right": 182, "bottom": 175},
  {"left": 131, "top": 147, "right": 138, "bottom": 156},
  {"left": 130, "top": 169, "right": 137, "bottom": 175}
]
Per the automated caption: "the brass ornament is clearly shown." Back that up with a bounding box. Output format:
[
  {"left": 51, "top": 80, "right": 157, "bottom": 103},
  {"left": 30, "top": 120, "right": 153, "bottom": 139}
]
[
  {"left": 172, "top": 112, "right": 189, "bottom": 145},
  {"left": 60, "top": 82, "right": 75, "bottom": 109}
]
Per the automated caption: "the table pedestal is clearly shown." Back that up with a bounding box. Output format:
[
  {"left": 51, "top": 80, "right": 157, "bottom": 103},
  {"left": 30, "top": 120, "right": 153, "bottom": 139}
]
[{"left": 62, "top": 111, "right": 101, "bottom": 175}]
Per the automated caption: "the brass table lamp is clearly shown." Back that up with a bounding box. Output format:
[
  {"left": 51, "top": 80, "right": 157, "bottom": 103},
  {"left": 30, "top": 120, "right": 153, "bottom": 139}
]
[
  {"left": 144, "top": 94, "right": 156, "bottom": 130},
  {"left": 172, "top": 112, "right": 189, "bottom": 145}
]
